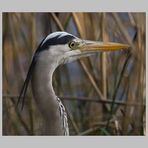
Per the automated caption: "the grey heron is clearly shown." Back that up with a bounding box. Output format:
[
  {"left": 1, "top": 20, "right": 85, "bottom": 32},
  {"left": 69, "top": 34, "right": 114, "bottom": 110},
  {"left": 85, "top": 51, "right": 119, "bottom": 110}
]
[{"left": 17, "top": 31, "right": 129, "bottom": 135}]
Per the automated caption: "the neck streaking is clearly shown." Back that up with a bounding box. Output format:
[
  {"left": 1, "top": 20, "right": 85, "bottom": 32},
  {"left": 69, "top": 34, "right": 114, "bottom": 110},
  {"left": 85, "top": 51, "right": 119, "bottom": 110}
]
[{"left": 31, "top": 50, "right": 69, "bottom": 135}]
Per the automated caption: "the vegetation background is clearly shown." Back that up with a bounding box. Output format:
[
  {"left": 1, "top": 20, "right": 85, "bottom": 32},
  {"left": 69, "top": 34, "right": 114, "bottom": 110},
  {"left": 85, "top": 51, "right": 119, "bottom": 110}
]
[{"left": 3, "top": 12, "right": 145, "bottom": 135}]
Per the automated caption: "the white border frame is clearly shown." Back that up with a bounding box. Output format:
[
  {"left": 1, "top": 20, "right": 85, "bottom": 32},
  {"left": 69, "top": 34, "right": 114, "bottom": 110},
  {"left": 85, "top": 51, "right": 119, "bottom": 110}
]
[{"left": 0, "top": 1, "right": 147, "bottom": 148}]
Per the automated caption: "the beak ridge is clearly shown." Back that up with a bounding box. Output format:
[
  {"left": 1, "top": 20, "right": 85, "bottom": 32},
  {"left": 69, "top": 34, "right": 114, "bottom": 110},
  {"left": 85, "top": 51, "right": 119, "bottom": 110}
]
[{"left": 79, "top": 40, "right": 130, "bottom": 52}]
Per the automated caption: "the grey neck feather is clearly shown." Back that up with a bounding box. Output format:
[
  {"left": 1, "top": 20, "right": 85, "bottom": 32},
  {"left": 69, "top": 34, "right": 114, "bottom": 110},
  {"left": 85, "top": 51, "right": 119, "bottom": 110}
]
[{"left": 31, "top": 50, "right": 69, "bottom": 135}]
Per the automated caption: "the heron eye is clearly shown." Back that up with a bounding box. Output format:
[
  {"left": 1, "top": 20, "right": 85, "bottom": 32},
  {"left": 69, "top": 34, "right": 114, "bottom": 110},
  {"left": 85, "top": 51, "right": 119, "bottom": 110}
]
[{"left": 69, "top": 41, "right": 76, "bottom": 49}]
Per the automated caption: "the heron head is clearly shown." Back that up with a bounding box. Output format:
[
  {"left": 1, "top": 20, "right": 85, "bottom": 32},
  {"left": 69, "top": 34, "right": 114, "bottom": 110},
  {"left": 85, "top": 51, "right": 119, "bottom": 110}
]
[{"left": 36, "top": 31, "right": 129, "bottom": 65}]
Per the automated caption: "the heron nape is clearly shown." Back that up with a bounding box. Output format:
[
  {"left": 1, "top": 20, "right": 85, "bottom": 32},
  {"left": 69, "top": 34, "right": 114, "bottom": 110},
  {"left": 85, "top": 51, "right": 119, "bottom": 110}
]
[{"left": 17, "top": 31, "right": 129, "bottom": 135}]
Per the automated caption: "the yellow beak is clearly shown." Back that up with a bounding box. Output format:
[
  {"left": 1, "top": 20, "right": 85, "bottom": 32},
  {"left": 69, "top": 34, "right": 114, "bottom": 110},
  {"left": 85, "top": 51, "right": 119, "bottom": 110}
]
[{"left": 79, "top": 40, "right": 130, "bottom": 52}]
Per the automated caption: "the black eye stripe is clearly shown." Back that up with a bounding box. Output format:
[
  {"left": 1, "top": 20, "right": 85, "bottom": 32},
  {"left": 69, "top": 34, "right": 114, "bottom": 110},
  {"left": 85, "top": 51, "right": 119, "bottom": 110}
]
[
  {"left": 36, "top": 32, "right": 76, "bottom": 53},
  {"left": 41, "top": 35, "right": 75, "bottom": 49}
]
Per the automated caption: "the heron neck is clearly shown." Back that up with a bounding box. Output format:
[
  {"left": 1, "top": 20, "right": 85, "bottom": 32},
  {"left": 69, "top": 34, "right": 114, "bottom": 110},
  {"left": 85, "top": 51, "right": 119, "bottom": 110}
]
[
  {"left": 31, "top": 59, "right": 57, "bottom": 107},
  {"left": 31, "top": 57, "right": 64, "bottom": 134},
  {"left": 31, "top": 50, "right": 69, "bottom": 135}
]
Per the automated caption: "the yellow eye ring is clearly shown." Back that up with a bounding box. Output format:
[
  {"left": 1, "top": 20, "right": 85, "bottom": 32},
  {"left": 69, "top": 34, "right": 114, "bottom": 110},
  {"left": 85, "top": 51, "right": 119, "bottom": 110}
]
[{"left": 69, "top": 41, "right": 76, "bottom": 49}]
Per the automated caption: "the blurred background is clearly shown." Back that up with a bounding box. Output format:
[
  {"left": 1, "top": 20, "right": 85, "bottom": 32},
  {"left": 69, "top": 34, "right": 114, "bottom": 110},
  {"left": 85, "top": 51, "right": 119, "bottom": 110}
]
[{"left": 3, "top": 12, "right": 145, "bottom": 135}]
